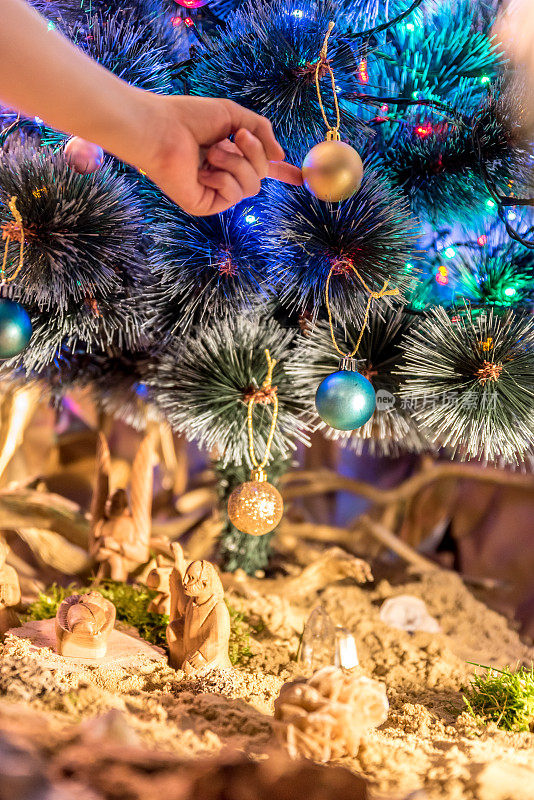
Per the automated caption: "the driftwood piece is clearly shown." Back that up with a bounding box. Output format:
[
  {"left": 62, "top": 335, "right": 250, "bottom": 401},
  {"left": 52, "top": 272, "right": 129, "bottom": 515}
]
[
  {"left": 276, "top": 521, "right": 359, "bottom": 553},
  {"left": 15, "top": 527, "right": 91, "bottom": 575},
  {"left": 358, "top": 516, "right": 439, "bottom": 573},
  {"left": 281, "top": 465, "right": 534, "bottom": 505},
  {"left": 0, "top": 488, "right": 89, "bottom": 547},
  {"left": 225, "top": 548, "right": 372, "bottom": 603},
  {"left": 151, "top": 509, "right": 210, "bottom": 543},
  {"left": 0, "top": 383, "right": 41, "bottom": 484},
  {"left": 259, "top": 547, "right": 372, "bottom": 601},
  {"left": 174, "top": 486, "right": 217, "bottom": 516}
]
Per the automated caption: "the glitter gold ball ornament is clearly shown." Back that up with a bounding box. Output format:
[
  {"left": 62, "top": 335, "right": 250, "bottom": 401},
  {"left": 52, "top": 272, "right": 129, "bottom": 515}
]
[
  {"left": 302, "top": 139, "right": 364, "bottom": 203},
  {"left": 228, "top": 348, "right": 283, "bottom": 536},
  {"left": 227, "top": 474, "right": 284, "bottom": 536}
]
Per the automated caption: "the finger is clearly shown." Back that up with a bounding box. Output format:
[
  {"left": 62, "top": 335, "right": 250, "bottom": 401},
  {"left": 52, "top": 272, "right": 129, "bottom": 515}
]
[
  {"left": 267, "top": 161, "right": 304, "bottom": 186},
  {"left": 221, "top": 99, "right": 285, "bottom": 162},
  {"left": 205, "top": 147, "right": 261, "bottom": 198},
  {"left": 234, "top": 129, "right": 269, "bottom": 179},
  {"left": 198, "top": 168, "right": 243, "bottom": 206},
  {"left": 218, "top": 138, "right": 244, "bottom": 156}
]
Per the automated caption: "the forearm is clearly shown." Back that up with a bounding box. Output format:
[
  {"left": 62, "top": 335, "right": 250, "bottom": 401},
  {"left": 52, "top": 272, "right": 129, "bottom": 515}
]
[{"left": 0, "top": 0, "right": 149, "bottom": 165}]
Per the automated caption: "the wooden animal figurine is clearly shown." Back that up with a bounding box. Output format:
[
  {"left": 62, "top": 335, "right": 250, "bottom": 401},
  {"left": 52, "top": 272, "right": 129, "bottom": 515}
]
[
  {"left": 0, "top": 536, "right": 20, "bottom": 637},
  {"left": 55, "top": 592, "right": 116, "bottom": 659},
  {"left": 90, "top": 431, "right": 154, "bottom": 582},
  {"left": 166, "top": 543, "right": 231, "bottom": 674},
  {"left": 146, "top": 556, "right": 173, "bottom": 616}
]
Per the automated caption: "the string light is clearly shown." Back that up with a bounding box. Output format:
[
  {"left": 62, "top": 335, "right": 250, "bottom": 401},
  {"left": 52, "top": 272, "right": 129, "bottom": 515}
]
[
  {"left": 508, "top": 210, "right": 517, "bottom": 221},
  {"left": 292, "top": 9, "right": 304, "bottom": 17},
  {"left": 504, "top": 286, "right": 517, "bottom": 298},
  {"left": 485, "top": 199, "right": 496, "bottom": 210},
  {"left": 415, "top": 123, "right": 432, "bottom": 138},
  {"left": 375, "top": 103, "right": 389, "bottom": 122},
  {"left": 245, "top": 214, "right": 257, "bottom": 224},
  {"left": 444, "top": 246, "right": 456, "bottom": 259},
  {"left": 480, "top": 75, "right": 490, "bottom": 84},
  {"left": 47, "top": 21, "right": 55, "bottom": 31},
  {"left": 477, "top": 234, "right": 487, "bottom": 246},
  {"left": 184, "top": 16, "right": 194, "bottom": 26},
  {"left": 170, "top": 15, "right": 182, "bottom": 25},
  {"left": 358, "top": 60, "right": 369, "bottom": 84},
  {"left": 435, "top": 265, "right": 449, "bottom": 286}
]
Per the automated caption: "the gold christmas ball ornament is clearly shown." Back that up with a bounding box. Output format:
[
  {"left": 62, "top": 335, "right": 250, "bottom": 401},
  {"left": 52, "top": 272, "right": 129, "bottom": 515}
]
[
  {"left": 227, "top": 472, "right": 284, "bottom": 536},
  {"left": 302, "top": 139, "right": 364, "bottom": 203}
]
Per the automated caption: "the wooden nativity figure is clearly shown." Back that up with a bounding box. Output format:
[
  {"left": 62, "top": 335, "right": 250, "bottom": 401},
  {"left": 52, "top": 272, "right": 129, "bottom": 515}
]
[
  {"left": 90, "top": 431, "right": 154, "bottom": 582},
  {"left": 146, "top": 555, "right": 173, "bottom": 616},
  {"left": 55, "top": 591, "right": 116, "bottom": 659},
  {"left": 166, "top": 543, "right": 231, "bottom": 675},
  {"left": 0, "top": 535, "right": 20, "bottom": 637}
]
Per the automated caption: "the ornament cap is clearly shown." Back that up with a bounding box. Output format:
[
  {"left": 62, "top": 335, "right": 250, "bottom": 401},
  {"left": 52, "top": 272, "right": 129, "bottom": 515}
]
[
  {"left": 326, "top": 129, "right": 341, "bottom": 142},
  {"left": 251, "top": 467, "right": 267, "bottom": 482},
  {"left": 339, "top": 356, "right": 360, "bottom": 372}
]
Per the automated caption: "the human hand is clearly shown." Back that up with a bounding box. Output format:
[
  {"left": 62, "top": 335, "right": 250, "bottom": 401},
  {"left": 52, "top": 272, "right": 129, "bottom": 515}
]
[
  {"left": 493, "top": 0, "right": 534, "bottom": 132},
  {"left": 493, "top": 0, "right": 534, "bottom": 71},
  {"left": 126, "top": 93, "right": 303, "bottom": 216}
]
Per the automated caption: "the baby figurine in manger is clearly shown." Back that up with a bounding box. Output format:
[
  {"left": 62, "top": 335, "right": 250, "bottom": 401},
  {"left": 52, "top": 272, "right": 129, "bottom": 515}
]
[{"left": 55, "top": 592, "right": 116, "bottom": 659}]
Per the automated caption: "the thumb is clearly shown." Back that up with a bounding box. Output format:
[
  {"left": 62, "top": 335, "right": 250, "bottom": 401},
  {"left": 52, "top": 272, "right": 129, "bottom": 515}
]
[{"left": 267, "top": 161, "right": 303, "bottom": 186}]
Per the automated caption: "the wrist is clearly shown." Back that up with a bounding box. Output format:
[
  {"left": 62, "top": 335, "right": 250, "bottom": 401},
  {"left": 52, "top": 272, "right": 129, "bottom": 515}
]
[{"left": 78, "top": 82, "right": 156, "bottom": 172}]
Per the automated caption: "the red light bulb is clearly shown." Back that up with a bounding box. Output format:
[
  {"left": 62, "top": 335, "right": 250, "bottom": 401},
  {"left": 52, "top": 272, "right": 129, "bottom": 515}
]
[
  {"left": 415, "top": 123, "right": 433, "bottom": 138},
  {"left": 174, "top": 0, "right": 210, "bottom": 6},
  {"left": 477, "top": 235, "right": 487, "bottom": 246}
]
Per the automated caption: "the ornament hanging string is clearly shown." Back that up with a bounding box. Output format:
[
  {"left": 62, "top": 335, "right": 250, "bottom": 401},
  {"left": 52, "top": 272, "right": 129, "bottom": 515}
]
[
  {"left": 315, "top": 21, "right": 341, "bottom": 141},
  {"left": 325, "top": 263, "right": 400, "bottom": 358},
  {"left": 247, "top": 349, "right": 279, "bottom": 474},
  {"left": 1, "top": 197, "right": 24, "bottom": 285}
]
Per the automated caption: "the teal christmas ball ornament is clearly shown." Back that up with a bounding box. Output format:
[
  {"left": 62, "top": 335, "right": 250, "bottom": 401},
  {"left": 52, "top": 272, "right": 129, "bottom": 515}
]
[
  {"left": 0, "top": 299, "right": 32, "bottom": 358},
  {"left": 315, "top": 369, "right": 376, "bottom": 430}
]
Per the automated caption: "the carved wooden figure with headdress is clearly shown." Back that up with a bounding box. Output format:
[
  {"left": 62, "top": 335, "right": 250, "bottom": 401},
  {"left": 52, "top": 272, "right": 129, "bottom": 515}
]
[
  {"left": 167, "top": 543, "right": 231, "bottom": 674},
  {"left": 90, "top": 431, "right": 154, "bottom": 582}
]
